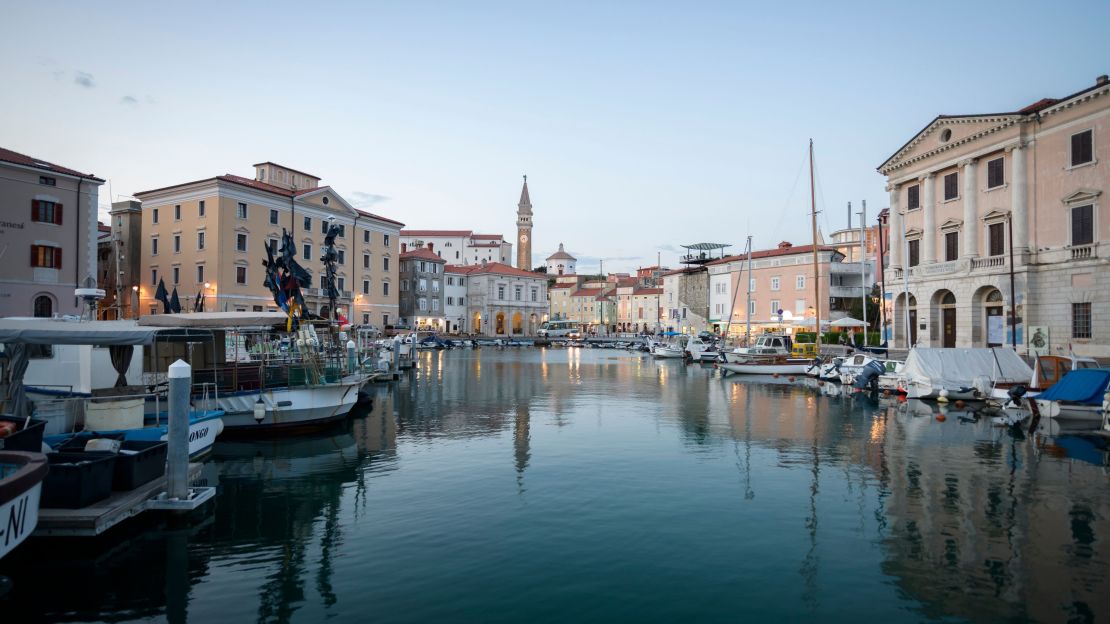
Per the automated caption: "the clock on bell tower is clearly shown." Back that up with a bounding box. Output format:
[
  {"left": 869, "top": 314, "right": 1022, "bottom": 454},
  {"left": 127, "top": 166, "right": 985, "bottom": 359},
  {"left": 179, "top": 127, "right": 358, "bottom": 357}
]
[{"left": 516, "top": 175, "right": 533, "bottom": 269}]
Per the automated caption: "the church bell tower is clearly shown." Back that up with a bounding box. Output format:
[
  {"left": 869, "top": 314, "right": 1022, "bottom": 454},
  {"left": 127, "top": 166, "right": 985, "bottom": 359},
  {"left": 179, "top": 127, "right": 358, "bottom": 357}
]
[{"left": 516, "top": 175, "right": 533, "bottom": 269}]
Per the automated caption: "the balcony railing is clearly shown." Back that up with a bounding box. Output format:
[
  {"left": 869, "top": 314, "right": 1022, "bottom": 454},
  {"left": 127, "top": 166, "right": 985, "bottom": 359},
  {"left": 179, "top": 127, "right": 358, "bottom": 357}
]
[
  {"left": 1071, "top": 244, "right": 1094, "bottom": 260},
  {"left": 971, "top": 256, "right": 1005, "bottom": 270},
  {"left": 827, "top": 285, "right": 866, "bottom": 298}
]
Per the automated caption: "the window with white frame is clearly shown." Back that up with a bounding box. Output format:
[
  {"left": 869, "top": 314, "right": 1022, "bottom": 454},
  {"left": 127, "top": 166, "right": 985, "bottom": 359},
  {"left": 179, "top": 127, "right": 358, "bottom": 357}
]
[
  {"left": 269, "top": 209, "right": 279, "bottom": 225},
  {"left": 432, "top": 299, "right": 439, "bottom": 311},
  {"left": 795, "top": 275, "right": 805, "bottom": 289},
  {"left": 198, "top": 232, "right": 206, "bottom": 250},
  {"left": 795, "top": 299, "right": 806, "bottom": 313},
  {"left": 173, "top": 235, "right": 181, "bottom": 253},
  {"left": 1072, "top": 302, "right": 1092, "bottom": 339},
  {"left": 236, "top": 266, "right": 247, "bottom": 284},
  {"left": 236, "top": 233, "right": 247, "bottom": 252},
  {"left": 419, "top": 298, "right": 427, "bottom": 311},
  {"left": 1071, "top": 204, "right": 1094, "bottom": 246},
  {"left": 749, "top": 300, "right": 756, "bottom": 315},
  {"left": 771, "top": 276, "right": 780, "bottom": 291},
  {"left": 987, "top": 157, "right": 1004, "bottom": 189},
  {"left": 236, "top": 203, "right": 247, "bottom": 219},
  {"left": 749, "top": 278, "right": 756, "bottom": 292},
  {"left": 498, "top": 286, "right": 505, "bottom": 300},
  {"left": 362, "top": 280, "right": 369, "bottom": 294},
  {"left": 196, "top": 265, "right": 204, "bottom": 283},
  {"left": 770, "top": 300, "right": 780, "bottom": 315}
]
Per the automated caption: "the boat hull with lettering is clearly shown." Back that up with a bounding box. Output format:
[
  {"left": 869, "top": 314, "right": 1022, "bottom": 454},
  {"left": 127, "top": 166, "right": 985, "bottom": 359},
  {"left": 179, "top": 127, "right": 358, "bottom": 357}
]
[{"left": 0, "top": 451, "right": 48, "bottom": 560}]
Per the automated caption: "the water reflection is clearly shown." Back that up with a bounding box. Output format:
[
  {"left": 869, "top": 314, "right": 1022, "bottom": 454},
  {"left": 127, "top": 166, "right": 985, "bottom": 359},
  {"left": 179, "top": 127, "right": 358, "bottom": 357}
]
[{"left": 2, "top": 349, "right": 1108, "bottom": 623}]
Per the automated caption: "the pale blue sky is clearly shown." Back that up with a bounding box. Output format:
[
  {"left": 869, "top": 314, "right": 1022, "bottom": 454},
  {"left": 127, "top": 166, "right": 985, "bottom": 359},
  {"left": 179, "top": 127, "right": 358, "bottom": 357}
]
[{"left": 2, "top": 1, "right": 1108, "bottom": 272}]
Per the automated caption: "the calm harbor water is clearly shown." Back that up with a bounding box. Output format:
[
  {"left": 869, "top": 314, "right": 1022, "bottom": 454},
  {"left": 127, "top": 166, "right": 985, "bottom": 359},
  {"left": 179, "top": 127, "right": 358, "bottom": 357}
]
[{"left": 3, "top": 348, "right": 1110, "bottom": 623}]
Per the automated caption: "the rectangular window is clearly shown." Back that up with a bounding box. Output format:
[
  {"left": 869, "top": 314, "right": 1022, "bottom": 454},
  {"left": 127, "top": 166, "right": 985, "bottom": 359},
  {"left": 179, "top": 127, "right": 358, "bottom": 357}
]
[
  {"left": 337, "top": 224, "right": 346, "bottom": 238},
  {"left": 267, "top": 238, "right": 277, "bottom": 253},
  {"left": 363, "top": 230, "right": 370, "bottom": 243},
  {"left": 402, "top": 279, "right": 408, "bottom": 291},
  {"left": 943, "top": 172, "right": 958, "bottom": 201},
  {"left": 304, "top": 217, "right": 311, "bottom": 232},
  {"left": 363, "top": 254, "right": 370, "bottom": 268},
  {"left": 515, "top": 286, "right": 522, "bottom": 301},
  {"left": 908, "top": 239, "right": 920, "bottom": 267},
  {"left": 363, "top": 313, "right": 370, "bottom": 324},
  {"left": 173, "top": 235, "right": 181, "bottom": 253},
  {"left": 236, "top": 203, "right": 247, "bottom": 219},
  {"left": 253, "top": 305, "right": 263, "bottom": 312},
  {"left": 770, "top": 300, "right": 780, "bottom": 315},
  {"left": 30, "top": 245, "right": 62, "bottom": 268},
  {"left": 236, "top": 233, "right": 247, "bottom": 252},
  {"left": 419, "top": 261, "right": 426, "bottom": 273},
  {"left": 198, "top": 231, "right": 205, "bottom": 250},
  {"left": 987, "top": 158, "right": 1004, "bottom": 189},
  {"left": 531, "top": 288, "right": 538, "bottom": 302},
  {"left": 151, "top": 238, "right": 159, "bottom": 256},
  {"left": 419, "top": 278, "right": 427, "bottom": 292},
  {"left": 1071, "top": 129, "right": 1094, "bottom": 167},
  {"left": 498, "top": 286, "right": 505, "bottom": 300},
  {"left": 770, "top": 277, "right": 780, "bottom": 291},
  {"left": 432, "top": 280, "right": 440, "bottom": 292},
  {"left": 749, "top": 278, "right": 756, "bottom": 292},
  {"left": 320, "top": 275, "right": 327, "bottom": 289},
  {"left": 447, "top": 296, "right": 454, "bottom": 306},
  {"left": 1072, "top": 302, "right": 1092, "bottom": 339},
  {"left": 338, "top": 250, "right": 345, "bottom": 265},
  {"left": 236, "top": 266, "right": 247, "bottom": 284},
  {"left": 152, "top": 208, "right": 159, "bottom": 224},
  {"left": 362, "top": 280, "right": 370, "bottom": 294},
  {"left": 174, "top": 205, "right": 181, "bottom": 220},
  {"left": 384, "top": 234, "right": 390, "bottom": 247},
  {"left": 907, "top": 185, "right": 920, "bottom": 210},
  {"left": 31, "top": 200, "right": 62, "bottom": 225},
  {"left": 1072, "top": 204, "right": 1094, "bottom": 246},
  {"left": 269, "top": 209, "right": 279, "bottom": 225},
  {"left": 39, "top": 175, "right": 56, "bottom": 186},
  {"left": 447, "top": 276, "right": 454, "bottom": 286},
  {"left": 432, "top": 299, "right": 439, "bottom": 312},
  {"left": 303, "top": 244, "right": 311, "bottom": 261},
  {"left": 197, "top": 265, "right": 204, "bottom": 283},
  {"left": 383, "top": 257, "right": 389, "bottom": 271},
  {"left": 338, "top": 277, "right": 345, "bottom": 291},
  {"left": 988, "top": 223, "right": 1005, "bottom": 256},
  {"left": 944, "top": 231, "right": 958, "bottom": 262},
  {"left": 198, "top": 200, "right": 205, "bottom": 216},
  {"left": 795, "top": 275, "right": 805, "bottom": 290},
  {"left": 151, "top": 269, "right": 157, "bottom": 285},
  {"left": 383, "top": 282, "right": 389, "bottom": 296},
  {"left": 458, "top": 277, "right": 464, "bottom": 286},
  {"left": 172, "top": 267, "right": 179, "bottom": 284},
  {"left": 382, "top": 313, "right": 389, "bottom": 326},
  {"left": 795, "top": 299, "right": 806, "bottom": 313}
]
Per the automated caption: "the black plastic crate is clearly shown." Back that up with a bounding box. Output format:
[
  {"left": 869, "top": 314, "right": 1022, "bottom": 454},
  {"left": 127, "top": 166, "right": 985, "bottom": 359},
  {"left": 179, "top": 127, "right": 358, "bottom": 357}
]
[
  {"left": 41, "top": 452, "right": 116, "bottom": 509},
  {"left": 112, "top": 440, "right": 168, "bottom": 490},
  {"left": 56, "top": 433, "right": 125, "bottom": 453},
  {"left": 0, "top": 415, "right": 47, "bottom": 452}
]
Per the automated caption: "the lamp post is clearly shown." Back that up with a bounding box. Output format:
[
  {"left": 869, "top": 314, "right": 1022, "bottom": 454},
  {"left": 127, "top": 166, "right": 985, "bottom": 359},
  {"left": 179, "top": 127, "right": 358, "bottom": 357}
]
[{"left": 131, "top": 285, "right": 139, "bottom": 319}]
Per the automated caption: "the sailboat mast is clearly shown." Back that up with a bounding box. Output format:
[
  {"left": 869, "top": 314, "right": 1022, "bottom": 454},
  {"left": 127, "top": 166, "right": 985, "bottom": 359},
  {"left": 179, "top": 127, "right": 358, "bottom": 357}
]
[
  {"left": 809, "top": 140, "right": 821, "bottom": 350},
  {"left": 745, "top": 235, "right": 752, "bottom": 346},
  {"left": 860, "top": 199, "right": 867, "bottom": 347}
]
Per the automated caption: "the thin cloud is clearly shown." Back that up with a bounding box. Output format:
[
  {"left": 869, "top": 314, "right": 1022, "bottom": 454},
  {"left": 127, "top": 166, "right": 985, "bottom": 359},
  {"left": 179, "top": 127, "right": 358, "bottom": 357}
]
[
  {"left": 120, "top": 95, "right": 139, "bottom": 105},
  {"left": 74, "top": 71, "right": 95, "bottom": 88},
  {"left": 350, "top": 191, "right": 390, "bottom": 208},
  {"left": 654, "top": 244, "right": 682, "bottom": 254},
  {"left": 145, "top": 95, "right": 156, "bottom": 105}
]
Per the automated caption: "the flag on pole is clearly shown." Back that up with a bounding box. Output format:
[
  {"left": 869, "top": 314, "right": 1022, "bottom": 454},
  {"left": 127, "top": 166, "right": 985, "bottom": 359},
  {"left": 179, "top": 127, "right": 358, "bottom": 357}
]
[
  {"left": 154, "top": 278, "right": 170, "bottom": 314},
  {"left": 169, "top": 287, "right": 182, "bottom": 314}
]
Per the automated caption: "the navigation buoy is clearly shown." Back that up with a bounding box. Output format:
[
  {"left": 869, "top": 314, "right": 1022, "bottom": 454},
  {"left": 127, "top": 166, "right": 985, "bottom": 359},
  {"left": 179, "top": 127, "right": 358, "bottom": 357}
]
[
  {"left": 936, "top": 414, "right": 947, "bottom": 422},
  {"left": 954, "top": 399, "right": 966, "bottom": 409}
]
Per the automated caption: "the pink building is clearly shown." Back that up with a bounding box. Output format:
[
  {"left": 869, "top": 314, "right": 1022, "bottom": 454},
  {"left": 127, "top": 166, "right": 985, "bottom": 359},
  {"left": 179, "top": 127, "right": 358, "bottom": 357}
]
[{"left": 880, "top": 75, "right": 1110, "bottom": 356}]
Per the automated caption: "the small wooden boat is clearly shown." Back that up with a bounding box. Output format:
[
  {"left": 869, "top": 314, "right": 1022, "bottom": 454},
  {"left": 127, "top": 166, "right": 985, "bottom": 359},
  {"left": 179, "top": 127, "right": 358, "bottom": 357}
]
[{"left": 0, "top": 451, "right": 48, "bottom": 560}]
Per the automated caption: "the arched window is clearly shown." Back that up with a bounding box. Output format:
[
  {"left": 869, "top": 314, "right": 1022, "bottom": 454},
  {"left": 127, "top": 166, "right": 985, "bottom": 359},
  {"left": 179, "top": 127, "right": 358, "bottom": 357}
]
[{"left": 33, "top": 295, "right": 53, "bottom": 318}]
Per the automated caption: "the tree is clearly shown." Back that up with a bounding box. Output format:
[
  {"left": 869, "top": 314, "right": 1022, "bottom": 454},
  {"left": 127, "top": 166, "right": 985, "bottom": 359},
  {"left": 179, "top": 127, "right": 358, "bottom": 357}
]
[{"left": 846, "top": 284, "right": 883, "bottom": 332}]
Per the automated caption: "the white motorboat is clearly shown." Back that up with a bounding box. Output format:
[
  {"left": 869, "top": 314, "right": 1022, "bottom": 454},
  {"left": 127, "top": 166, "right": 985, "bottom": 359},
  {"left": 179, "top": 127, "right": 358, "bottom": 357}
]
[
  {"left": 838, "top": 353, "right": 905, "bottom": 386},
  {"left": 899, "top": 347, "right": 1032, "bottom": 400},
  {"left": 685, "top": 336, "right": 720, "bottom": 362},
  {"left": 652, "top": 335, "right": 688, "bottom": 359},
  {"left": 804, "top": 357, "right": 844, "bottom": 382},
  {"left": 719, "top": 356, "right": 810, "bottom": 376},
  {"left": 722, "top": 334, "right": 792, "bottom": 364}
]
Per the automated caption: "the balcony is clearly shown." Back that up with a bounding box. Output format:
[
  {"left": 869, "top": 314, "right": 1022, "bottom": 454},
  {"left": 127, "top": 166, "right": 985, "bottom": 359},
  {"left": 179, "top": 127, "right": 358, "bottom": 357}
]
[
  {"left": 1071, "top": 244, "right": 1095, "bottom": 260},
  {"left": 827, "top": 285, "right": 866, "bottom": 298},
  {"left": 971, "top": 256, "right": 1005, "bottom": 270}
]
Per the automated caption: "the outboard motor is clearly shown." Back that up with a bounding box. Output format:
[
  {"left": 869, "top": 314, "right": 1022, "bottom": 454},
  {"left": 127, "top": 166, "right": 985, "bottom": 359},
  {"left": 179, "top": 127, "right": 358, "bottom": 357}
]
[
  {"left": 852, "top": 360, "right": 886, "bottom": 391},
  {"left": 1006, "top": 384, "right": 1028, "bottom": 408}
]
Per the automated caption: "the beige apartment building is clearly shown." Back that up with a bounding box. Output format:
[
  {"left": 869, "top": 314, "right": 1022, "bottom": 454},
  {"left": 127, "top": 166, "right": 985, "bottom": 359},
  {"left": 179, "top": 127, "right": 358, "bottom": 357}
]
[
  {"left": 134, "top": 162, "right": 403, "bottom": 326},
  {"left": 881, "top": 75, "right": 1110, "bottom": 355},
  {"left": 0, "top": 147, "right": 104, "bottom": 318}
]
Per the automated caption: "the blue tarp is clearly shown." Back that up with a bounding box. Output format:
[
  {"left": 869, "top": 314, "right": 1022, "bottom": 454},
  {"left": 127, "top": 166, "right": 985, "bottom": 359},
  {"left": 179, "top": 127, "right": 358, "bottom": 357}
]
[{"left": 1037, "top": 369, "right": 1110, "bottom": 405}]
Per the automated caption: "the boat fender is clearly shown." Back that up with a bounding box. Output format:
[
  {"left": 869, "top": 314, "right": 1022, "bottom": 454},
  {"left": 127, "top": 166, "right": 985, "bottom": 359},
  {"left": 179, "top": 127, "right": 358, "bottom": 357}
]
[
  {"left": 788, "top": 376, "right": 796, "bottom": 382},
  {"left": 936, "top": 414, "right": 946, "bottom": 422},
  {"left": 772, "top": 373, "right": 780, "bottom": 378},
  {"left": 954, "top": 400, "right": 966, "bottom": 409},
  {"left": 253, "top": 397, "right": 266, "bottom": 423}
]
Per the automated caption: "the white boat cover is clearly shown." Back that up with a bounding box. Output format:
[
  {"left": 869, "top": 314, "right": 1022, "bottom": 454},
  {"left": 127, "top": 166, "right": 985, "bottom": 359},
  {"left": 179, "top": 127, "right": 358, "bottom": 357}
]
[
  {"left": 138, "top": 311, "right": 289, "bottom": 328},
  {"left": 0, "top": 318, "right": 158, "bottom": 345},
  {"left": 901, "top": 347, "right": 1032, "bottom": 390}
]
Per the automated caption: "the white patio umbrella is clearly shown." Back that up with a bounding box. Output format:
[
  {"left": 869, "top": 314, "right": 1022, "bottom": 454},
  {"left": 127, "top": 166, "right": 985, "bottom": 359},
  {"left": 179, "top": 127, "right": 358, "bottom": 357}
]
[{"left": 829, "top": 317, "right": 867, "bottom": 328}]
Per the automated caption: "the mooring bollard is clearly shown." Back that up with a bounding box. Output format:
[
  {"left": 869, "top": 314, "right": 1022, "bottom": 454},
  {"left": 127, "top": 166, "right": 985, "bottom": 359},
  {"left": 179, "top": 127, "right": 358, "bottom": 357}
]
[
  {"left": 347, "top": 339, "right": 357, "bottom": 374},
  {"left": 167, "top": 359, "right": 190, "bottom": 501}
]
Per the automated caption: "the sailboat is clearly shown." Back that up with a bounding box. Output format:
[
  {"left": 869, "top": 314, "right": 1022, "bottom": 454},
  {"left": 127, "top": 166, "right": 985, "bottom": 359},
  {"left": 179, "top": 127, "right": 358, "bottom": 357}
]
[{"left": 720, "top": 140, "right": 823, "bottom": 376}]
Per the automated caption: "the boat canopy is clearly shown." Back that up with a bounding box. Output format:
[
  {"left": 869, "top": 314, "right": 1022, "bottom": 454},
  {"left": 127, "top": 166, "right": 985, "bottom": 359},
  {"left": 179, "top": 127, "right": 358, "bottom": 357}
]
[
  {"left": 901, "top": 347, "right": 1033, "bottom": 389},
  {"left": 138, "top": 311, "right": 289, "bottom": 329},
  {"left": 0, "top": 318, "right": 159, "bottom": 345},
  {"left": 1035, "top": 369, "right": 1110, "bottom": 406}
]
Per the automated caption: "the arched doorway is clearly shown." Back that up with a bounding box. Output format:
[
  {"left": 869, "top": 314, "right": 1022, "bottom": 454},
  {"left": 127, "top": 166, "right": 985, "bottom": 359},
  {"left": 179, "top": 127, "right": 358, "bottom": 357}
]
[
  {"left": 529, "top": 313, "right": 538, "bottom": 335},
  {"left": 933, "top": 290, "right": 956, "bottom": 348},
  {"left": 495, "top": 312, "right": 506, "bottom": 335},
  {"left": 33, "top": 294, "right": 53, "bottom": 318},
  {"left": 512, "top": 312, "right": 523, "bottom": 335},
  {"left": 984, "top": 289, "right": 1004, "bottom": 347},
  {"left": 472, "top": 312, "right": 482, "bottom": 335}
]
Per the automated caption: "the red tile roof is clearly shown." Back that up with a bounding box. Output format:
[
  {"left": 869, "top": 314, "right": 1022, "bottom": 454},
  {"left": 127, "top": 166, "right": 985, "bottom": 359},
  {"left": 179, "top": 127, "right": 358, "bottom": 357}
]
[
  {"left": 549, "top": 283, "right": 577, "bottom": 289},
  {"left": 634, "top": 287, "right": 663, "bottom": 295},
  {"left": 0, "top": 146, "right": 104, "bottom": 181},
  {"left": 400, "top": 248, "right": 445, "bottom": 262},
  {"left": 1017, "top": 98, "right": 1059, "bottom": 115},
  {"left": 594, "top": 294, "right": 612, "bottom": 301},
  {"left": 471, "top": 233, "right": 503, "bottom": 240},
  {"left": 468, "top": 242, "right": 503, "bottom": 248},
  {"left": 401, "top": 229, "right": 473, "bottom": 237},
  {"left": 355, "top": 209, "right": 404, "bottom": 227},
  {"left": 444, "top": 264, "right": 479, "bottom": 274},
  {"left": 466, "top": 262, "right": 545, "bottom": 279}
]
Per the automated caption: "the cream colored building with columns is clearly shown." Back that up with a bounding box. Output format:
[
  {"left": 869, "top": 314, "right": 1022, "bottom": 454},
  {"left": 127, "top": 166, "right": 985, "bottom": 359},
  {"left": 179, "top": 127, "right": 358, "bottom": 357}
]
[
  {"left": 134, "top": 162, "right": 403, "bottom": 326},
  {"left": 881, "top": 75, "right": 1109, "bottom": 356}
]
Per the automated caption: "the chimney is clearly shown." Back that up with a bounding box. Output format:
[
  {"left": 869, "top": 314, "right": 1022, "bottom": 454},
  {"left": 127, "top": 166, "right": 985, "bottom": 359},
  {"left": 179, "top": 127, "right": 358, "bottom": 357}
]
[
  {"left": 427, "top": 242, "right": 434, "bottom": 252},
  {"left": 401, "top": 242, "right": 407, "bottom": 253},
  {"left": 778, "top": 241, "right": 792, "bottom": 249},
  {"left": 1098, "top": 74, "right": 1109, "bottom": 86}
]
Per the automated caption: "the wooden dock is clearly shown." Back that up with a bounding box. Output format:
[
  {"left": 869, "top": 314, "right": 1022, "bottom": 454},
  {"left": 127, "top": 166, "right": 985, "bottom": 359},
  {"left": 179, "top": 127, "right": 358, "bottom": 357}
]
[{"left": 35, "top": 463, "right": 205, "bottom": 537}]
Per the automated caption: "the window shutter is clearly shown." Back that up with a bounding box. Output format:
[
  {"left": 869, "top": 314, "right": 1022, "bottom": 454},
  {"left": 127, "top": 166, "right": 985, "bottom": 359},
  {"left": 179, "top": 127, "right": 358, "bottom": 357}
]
[
  {"left": 30, "top": 245, "right": 38, "bottom": 267},
  {"left": 31, "top": 199, "right": 39, "bottom": 221},
  {"left": 54, "top": 203, "right": 63, "bottom": 224},
  {"left": 54, "top": 248, "right": 62, "bottom": 268}
]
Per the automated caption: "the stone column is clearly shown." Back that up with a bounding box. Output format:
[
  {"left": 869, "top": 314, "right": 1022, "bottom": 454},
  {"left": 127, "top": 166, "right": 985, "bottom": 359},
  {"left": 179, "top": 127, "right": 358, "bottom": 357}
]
[
  {"left": 922, "top": 173, "right": 936, "bottom": 264},
  {"left": 962, "top": 159, "right": 979, "bottom": 258},
  {"left": 1010, "top": 142, "right": 1029, "bottom": 253},
  {"left": 888, "top": 183, "right": 902, "bottom": 269}
]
